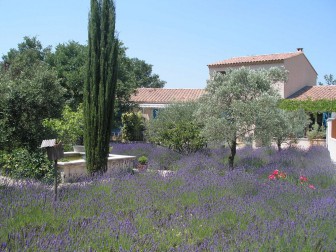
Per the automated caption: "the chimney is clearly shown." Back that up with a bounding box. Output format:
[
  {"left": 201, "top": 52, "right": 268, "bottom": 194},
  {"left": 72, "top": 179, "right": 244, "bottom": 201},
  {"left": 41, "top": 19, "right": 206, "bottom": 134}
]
[{"left": 297, "top": 48, "right": 303, "bottom": 52}]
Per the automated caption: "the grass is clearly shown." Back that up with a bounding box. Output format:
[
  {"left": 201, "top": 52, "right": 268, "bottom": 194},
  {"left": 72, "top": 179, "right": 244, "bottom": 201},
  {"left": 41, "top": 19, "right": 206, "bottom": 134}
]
[{"left": 0, "top": 144, "right": 335, "bottom": 251}]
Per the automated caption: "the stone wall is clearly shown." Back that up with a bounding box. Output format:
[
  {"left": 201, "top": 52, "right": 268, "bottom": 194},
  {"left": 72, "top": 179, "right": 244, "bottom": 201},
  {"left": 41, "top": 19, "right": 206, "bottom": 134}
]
[{"left": 58, "top": 154, "right": 136, "bottom": 183}]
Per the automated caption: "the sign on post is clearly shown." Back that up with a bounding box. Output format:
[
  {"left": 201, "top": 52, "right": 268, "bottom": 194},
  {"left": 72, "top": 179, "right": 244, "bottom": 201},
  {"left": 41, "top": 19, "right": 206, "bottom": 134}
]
[
  {"left": 41, "top": 139, "right": 64, "bottom": 161},
  {"left": 41, "top": 139, "right": 64, "bottom": 201}
]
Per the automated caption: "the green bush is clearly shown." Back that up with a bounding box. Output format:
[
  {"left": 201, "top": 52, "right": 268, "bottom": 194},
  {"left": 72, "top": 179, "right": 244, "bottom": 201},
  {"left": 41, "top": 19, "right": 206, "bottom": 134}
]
[
  {"left": 121, "top": 112, "right": 145, "bottom": 142},
  {"left": 43, "top": 104, "right": 84, "bottom": 151},
  {"left": 146, "top": 102, "right": 206, "bottom": 154},
  {"left": 0, "top": 149, "right": 54, "bottom": 183},
  {"left": 138, "top": 156, "right": 148, "bottom": 165},
  {"left": 307, "top": 123, "right": 326, "bottom": 140}
]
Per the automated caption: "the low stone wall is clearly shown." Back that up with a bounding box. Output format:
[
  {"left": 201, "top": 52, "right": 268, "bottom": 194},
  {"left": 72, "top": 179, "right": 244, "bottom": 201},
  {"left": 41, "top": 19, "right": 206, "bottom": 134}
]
[
  {"left": 291, "top": 138, "right": 326, "bottom": 149},
  {"left": 250, "top": 138, "right": 326, "bottom": 150},
  {"left": 58, "top": 154, "right": 136, "bottom": 183}
]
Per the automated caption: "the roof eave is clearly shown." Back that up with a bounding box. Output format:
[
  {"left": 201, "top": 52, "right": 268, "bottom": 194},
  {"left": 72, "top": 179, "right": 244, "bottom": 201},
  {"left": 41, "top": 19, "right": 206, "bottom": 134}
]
[{"left": 207, "top": 59, "right": 285, "bottom": 68}]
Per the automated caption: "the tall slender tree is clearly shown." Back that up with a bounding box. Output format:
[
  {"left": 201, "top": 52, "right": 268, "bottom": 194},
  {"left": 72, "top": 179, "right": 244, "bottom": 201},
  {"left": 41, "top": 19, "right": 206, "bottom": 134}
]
[{"left": 84, "top": 0, "right": 118, "bottom": 174}]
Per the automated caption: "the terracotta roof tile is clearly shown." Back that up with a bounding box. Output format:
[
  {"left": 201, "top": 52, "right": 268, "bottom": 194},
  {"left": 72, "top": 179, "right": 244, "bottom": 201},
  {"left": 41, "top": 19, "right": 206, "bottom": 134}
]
[
  {"left": 208, "top": 51, "right": 303, "bottom": 67},
  {"left": 288, "top": 86, "right": 336, "bottom": 100},
  {"left": 130, "top": 88, "right": 206, "bottom": 104}
]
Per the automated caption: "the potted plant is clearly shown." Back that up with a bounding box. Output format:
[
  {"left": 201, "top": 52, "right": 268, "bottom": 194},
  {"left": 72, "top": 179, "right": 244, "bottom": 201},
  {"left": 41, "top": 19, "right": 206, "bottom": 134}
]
[{"left": 137, "top": 156, "right": 148, "bottom": 171}]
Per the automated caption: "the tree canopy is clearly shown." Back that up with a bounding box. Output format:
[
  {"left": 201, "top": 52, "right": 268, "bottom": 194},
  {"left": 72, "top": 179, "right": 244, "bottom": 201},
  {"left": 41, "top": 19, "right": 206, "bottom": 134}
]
[
  {"left": 318, "top": 74, "right": 336, "bottom": 85},
  {"left": 197, "top": 67, "right": 287, "bottom": 168},
  {"left": 0, "top": 37, "right": 65, "bottom": 150},
  {"left": 0, "top": 35, "right": 165, "bottom": 150},
  {"left": 83, "top": 0, "right": 119, "bottom": 174}
]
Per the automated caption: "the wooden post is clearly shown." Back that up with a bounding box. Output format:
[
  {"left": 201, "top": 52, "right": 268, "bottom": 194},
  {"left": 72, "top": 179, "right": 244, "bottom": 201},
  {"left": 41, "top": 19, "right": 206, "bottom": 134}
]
[
  {"left": 54, "top": 160, "right": 58, "bottom": 201},
  {"left": 40, "top": 139, "right": 64, "bottom": 202}
]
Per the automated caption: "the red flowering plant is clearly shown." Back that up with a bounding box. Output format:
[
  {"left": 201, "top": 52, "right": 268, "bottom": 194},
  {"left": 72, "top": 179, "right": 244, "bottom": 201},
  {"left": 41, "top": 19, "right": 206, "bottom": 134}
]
[
  {"left": 299, "top": 175, "right": 316, "bottom": 190},
  {"left": 268, "top": 169, "right": 287, "bottom": 181},
  {"left": 267, "top": 169, "right": 316, "bottom": 190}
]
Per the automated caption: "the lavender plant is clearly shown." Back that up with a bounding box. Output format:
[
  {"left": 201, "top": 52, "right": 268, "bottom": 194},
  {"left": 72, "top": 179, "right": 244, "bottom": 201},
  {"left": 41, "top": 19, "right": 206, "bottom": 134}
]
[{"left": 1, "top": 144, "right": 335, "bottom": 251}]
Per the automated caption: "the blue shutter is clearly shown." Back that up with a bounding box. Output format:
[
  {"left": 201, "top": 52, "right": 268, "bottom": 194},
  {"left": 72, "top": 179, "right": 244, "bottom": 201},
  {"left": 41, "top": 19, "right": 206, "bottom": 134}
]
[{"left": 153, "top": 109, "right": 159, "bottom": 119}]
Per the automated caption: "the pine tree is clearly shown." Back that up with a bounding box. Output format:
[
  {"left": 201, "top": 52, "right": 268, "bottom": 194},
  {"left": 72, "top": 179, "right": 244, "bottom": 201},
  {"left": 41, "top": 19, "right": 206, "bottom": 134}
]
[{"left": 84, "top": 0, "right": 118, "bottom": 174}]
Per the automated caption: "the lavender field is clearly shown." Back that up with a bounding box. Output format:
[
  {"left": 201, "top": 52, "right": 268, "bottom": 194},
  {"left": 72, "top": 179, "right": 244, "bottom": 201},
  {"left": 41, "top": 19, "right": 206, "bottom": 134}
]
[{"left": 1, "top": 143, "right": 336, "bottom": 251}]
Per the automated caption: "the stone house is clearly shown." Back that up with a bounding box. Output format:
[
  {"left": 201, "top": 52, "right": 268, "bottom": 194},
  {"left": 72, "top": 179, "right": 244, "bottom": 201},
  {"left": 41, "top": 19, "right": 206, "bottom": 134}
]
[
  {"left": 131, "top": 48, "right": 335, "bottom": 123},
  {"left": 130, "top": 49, "right": 336, "bottom": 159},
  {"left": 207, "top": 48, "right": 317, "bottom": 98}
]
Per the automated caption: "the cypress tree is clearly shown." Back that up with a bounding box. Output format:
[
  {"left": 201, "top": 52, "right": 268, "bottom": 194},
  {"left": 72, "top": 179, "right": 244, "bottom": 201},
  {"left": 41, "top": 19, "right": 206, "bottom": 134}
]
[{"left": 84, "top": 0, "right": 118, "bottom": 174}]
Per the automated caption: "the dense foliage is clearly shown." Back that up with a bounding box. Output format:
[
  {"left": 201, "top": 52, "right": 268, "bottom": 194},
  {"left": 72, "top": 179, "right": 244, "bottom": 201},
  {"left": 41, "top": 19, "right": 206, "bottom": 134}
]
[
  {"left": 307, "top": 123, "right": 326, "bottom": 140},
  {"left": 43, "top": 104, "right": 84, "bottom": 151},
  {"left": 84, "top": 0, "right": 119, "bottom": 174},
  {"left": 121, "top": 112, "right": 145, "bottom": 141},
  {"left": 279, "top": 98, "right": 336, "bottom": 113},
  {"left": 47, "top": 40, "right": 165, "bottom": 118},
  {"left": 255, "top": 108, "right": 310, "bottom": 151},
  {"left": 47, "top": 41, "right": 87, "bottom": 109},
  {"left": 0, "top": 149, "right": 53, "bottom": 183},
  {"left": 1, "top": 143, "right": 335, "bottom": 251},
  {"left": 0, "top": 35, "right": 165, "bottom": 151},
  {"left": 197, "top": 67, "right": 287, "bottom": 168},
  {"left": 147, "top": 102, "right": 206, "bottom": 154},
  {"left": 0, "top": 37, "right": 65, "bottom": 150}
]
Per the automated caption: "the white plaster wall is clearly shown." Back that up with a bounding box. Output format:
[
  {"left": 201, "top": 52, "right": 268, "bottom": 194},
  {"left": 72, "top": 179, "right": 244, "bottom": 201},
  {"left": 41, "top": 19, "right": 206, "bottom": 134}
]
[
  {"left": 283, "top": 54, "right": 317, "bottom": 98},
  {"left": 327, "top": 118, "right": 336, "bottom": 163}
]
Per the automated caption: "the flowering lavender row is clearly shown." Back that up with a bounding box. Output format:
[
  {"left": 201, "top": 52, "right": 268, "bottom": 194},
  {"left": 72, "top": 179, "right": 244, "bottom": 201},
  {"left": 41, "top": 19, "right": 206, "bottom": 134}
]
[{"left": 1, "top": 144, "right": 335, "bottom": 251}]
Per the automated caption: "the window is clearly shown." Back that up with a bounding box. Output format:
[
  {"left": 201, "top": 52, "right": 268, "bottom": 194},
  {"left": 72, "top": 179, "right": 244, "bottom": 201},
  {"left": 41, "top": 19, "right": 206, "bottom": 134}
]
[{"left": 153, "top": 109, "right": 159, "bottom": 119}]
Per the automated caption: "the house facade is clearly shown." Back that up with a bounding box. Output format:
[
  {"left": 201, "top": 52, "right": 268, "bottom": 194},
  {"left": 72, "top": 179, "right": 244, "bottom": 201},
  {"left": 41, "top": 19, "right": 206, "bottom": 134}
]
[
  {"left": 130, "top": 49, "right": 336, "bottom": 160},
  {"left": 207, "top": 48, "right": 317, "bottom": 98},
  {"left": 130, "top": 88, "right": 205, "bottom": 120}
]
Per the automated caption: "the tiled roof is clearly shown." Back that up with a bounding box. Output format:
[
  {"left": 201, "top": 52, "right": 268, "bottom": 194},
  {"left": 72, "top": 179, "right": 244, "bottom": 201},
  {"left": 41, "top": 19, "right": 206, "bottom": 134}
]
[
  {"left": 208, "top": 51, "right": 303, "bottom": 67},
  {"left": 288, "top": 86, "right": 336, "bottom": 100},
  {"left": 130, "top": 88, "right": 206, "bottom": 104}
]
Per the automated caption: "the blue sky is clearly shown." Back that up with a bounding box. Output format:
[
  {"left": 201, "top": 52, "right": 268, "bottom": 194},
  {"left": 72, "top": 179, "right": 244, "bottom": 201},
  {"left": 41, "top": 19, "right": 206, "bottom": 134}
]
[{"left": 0, "top": 0, "right": 335, "bottom": 88}]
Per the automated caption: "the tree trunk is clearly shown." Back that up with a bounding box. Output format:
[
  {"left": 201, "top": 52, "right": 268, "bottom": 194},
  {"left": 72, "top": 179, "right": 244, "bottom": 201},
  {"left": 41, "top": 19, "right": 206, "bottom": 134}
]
[
  {"left": 228, "top": 139, "right": 237, "bottom": 169},
  {"left": 277, "top": 139, "right": 282, "bottom": 152},
  {"left": 54, "top": 160, "right": 58, "bottom": 201}
]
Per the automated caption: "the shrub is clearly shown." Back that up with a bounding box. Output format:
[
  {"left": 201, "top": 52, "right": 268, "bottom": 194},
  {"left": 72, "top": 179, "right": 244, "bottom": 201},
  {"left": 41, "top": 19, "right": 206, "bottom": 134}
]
[
  {"left": 43, "top": 104, "right": 84, "bottom": 151},
  {"left": 307, "top": 123, "right": 326, "bottom": 140},
  {"left": 138, "top": 156, "right": 148, "bottom": 165},
  {"left": 121, "top": 112, "right": 145, "bottom": 142},
  {"left": 0, "top": 148, "right": 54, "bottom": 183},
  {"left": 146, "top": 102, "right": 206, "bottom": 154}
]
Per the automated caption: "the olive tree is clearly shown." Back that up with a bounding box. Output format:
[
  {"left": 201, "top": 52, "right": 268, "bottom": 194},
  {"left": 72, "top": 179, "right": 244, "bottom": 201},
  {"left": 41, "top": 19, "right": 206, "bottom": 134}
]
[
  {"left": 197, "top": 67, "right": 287, "bottom": 168},
  {"left": 255, "top": 107, "right": 310, "bottom": 151}
]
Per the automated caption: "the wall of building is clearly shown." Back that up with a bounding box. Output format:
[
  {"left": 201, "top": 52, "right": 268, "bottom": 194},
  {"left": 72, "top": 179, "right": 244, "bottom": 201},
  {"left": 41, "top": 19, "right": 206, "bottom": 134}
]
[
  {"left": 327, "top": 117, "right": 336, "bottom": 163},
  {"left": 283, "top": 54, "right": 317, "bottom": 98},
  {"left": 209, "top": 62, "right": 286, "bottom": 97},
  {"left": 209, "top": 62, "right": 284, "bottom": 75},
  {"left": 140, "top": 107, "right": 153, "bottom": 120}
]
